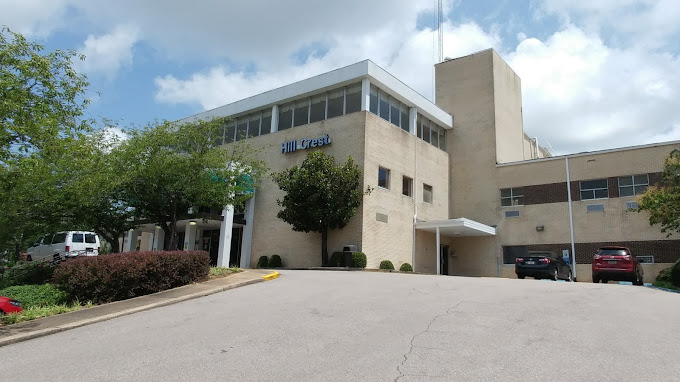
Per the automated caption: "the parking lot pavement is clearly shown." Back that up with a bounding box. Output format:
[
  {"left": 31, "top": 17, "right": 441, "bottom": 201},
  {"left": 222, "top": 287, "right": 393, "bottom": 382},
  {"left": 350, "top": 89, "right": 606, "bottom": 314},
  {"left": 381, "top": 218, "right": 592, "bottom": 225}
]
[{"left": 1, "top": 270, "right": 678, "bottom": 382}]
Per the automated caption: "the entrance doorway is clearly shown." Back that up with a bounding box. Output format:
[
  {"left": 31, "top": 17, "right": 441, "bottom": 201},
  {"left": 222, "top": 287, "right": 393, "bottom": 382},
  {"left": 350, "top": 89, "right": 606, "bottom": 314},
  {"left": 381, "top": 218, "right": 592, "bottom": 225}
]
[
  {"left": 440, "top": 245, "right": 450, "bottom": 275},
  {"left": 230, "top": 227, "right": 243, "bottom": 267},
  {"left": 202, "top": 229, "right": 221, "bottom": 266}
]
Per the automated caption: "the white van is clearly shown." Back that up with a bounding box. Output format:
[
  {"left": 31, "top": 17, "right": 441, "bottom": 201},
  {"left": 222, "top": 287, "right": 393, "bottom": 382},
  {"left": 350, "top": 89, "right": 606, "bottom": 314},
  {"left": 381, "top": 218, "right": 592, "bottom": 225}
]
[{"left": 26, "top": 231, "right": 100, "bottom": 262}]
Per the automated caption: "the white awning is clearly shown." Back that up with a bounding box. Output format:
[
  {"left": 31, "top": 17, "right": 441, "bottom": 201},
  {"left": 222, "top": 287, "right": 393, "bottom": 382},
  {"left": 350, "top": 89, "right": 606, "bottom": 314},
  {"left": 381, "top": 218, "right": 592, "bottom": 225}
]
[{"left": 415, "top": 218, "right": 496, "bottom": 236}]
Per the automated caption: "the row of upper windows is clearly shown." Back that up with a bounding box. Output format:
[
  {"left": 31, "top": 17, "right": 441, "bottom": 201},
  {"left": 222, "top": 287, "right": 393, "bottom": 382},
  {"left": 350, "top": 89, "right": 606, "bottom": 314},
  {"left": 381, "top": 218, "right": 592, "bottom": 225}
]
[
  {"left": 378, "top": 166, "right": 433, "bottom": 204},
  {"left": 211, "top": 81, "right": 449, "bottom": 149},
  {"left": 500, "top": 174, "right": 650, "bottom": 206}
]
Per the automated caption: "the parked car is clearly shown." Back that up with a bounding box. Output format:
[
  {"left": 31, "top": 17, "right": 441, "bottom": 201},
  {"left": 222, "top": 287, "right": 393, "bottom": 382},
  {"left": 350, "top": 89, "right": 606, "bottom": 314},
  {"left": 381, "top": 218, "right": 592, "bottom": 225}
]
[
  {"left": 26, "top": 231, "right": 100, "bottom": 263},
  {"left": 0, "top": 296, "right": 23, "bottom": 315},
  {"left": 516, "top": 251, "right": 573, "bottom": 281},
  {"left": 592, "top": 246, "right": 643, "bottom": 285}
]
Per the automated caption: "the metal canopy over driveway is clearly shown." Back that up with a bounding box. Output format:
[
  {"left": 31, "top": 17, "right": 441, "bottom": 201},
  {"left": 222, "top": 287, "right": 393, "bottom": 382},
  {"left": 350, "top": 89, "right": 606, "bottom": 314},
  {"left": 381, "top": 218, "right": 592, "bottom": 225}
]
[{"left": 416, "top": 218, "right": 496, "bottom": 275}]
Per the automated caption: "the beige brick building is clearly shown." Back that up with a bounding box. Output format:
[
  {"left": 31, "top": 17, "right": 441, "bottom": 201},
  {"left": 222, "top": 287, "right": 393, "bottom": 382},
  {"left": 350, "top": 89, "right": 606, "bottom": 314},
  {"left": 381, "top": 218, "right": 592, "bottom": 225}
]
[{"left": 127, "top": 49, "right": 679, "bottom": 283}]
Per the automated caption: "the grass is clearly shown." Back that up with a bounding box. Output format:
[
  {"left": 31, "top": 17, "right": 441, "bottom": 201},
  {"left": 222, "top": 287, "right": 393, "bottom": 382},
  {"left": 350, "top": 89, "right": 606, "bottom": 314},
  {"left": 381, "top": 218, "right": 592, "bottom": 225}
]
[
  {"left": 652, "top": 280, "right": 680, "bottom": 292},
  {"left": 1, "top": 301, "right": 95, "bottom": 325},
  {"left": 209, "top": 266, "right": 240, "bottom": 279}
]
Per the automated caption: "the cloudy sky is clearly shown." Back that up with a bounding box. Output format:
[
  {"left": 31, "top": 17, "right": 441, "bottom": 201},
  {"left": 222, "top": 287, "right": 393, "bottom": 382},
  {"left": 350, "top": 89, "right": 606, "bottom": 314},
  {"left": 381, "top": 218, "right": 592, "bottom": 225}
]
[{"left": 2, "top": 0, "right": 679, "bottom": 155}]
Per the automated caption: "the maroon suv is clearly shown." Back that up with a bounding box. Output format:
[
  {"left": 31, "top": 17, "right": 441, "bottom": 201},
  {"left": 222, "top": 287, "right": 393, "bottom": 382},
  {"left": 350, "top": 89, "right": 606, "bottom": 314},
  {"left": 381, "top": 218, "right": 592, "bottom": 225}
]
[{"left": 592, "top": 246, "right": 643, "bottom": 285}]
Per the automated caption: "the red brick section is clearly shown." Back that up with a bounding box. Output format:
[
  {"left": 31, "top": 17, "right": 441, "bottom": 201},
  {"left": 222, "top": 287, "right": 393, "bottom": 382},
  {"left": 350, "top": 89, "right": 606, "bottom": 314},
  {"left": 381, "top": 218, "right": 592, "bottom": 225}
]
[
  {"left": 524, "top": 182, "right": 568, "bottom": 205},
  {"left": 512, "top": 172, "right": 663, "bottom": 205},
  {"left": 527, "top": 239, "right": 680, "bottom": 264}
]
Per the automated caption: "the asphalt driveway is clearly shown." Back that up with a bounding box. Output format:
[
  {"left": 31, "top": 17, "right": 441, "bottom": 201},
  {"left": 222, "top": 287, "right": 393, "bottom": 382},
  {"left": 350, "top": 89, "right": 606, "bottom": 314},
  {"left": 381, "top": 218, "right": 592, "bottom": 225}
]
[{"left": 1, "top": 270, "right": 678, "bottom": 381}]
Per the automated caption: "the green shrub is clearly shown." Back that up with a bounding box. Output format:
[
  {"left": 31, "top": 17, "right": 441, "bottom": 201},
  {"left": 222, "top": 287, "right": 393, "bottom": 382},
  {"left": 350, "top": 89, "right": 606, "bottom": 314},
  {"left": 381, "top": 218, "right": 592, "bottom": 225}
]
[
  {"left": 269, "top": 255, "right": 283, "bottom": 268},
  {"left": 256, "top": 256, "right": 269, "bottom": 268},
  {"left": 350, "top": 252, "right": 367, "bottom": 268},
  {"left": 399, "top": 263, "right": 413, "bottom": 272},
  {"left": 379, "top": 260, "right": 395, "bottom": 270},
  {"left": 52, "top": 250, "right": 210, "bottom": 304},
  {"left": 672, "top": 261, "right": 680, "bottom": 287},
  {"left": 656, "top": 267, "right": 672, "bottom": 282},
  {"left": 328, "top": 252, "right": 343, "bottom": 267},
  {"left": 0, "top": 261, "right": 56, "bottom": 288},
  {"left": 0, "top": 283, "right": 69, "bottom": 308}
]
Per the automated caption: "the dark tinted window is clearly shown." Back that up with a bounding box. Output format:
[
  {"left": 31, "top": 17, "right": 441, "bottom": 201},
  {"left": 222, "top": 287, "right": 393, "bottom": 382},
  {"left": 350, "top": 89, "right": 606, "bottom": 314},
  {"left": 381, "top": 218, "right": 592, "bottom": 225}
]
[
  {"left": 236, "top": 119, "right": 248, "bottom": 140},
  {"left": 327, "top": 89, "right": 344, "bottom": 119},
  {"left": 85, "top": 234, "right": 97, "bottom": 244},
  {"left": 310, "top": 94, "right": 326, "bottom": 123},
  {"left": 293, "top": 100, "right": 309, "bottom": 127},
  {"left": 278, "top": 105, "right": 292, "bottom": 131},
  {"left": 597, "top": 248, "right": 628, "bottom": 256},
  {"left": 71, "top": 233, "right": 84, "bottom": 243},
  {"left": 52, "top": 233, "right": 67, "bottom": 244},
  {"left": 345, "top": 84, "right": 361, "bottom": 114}
]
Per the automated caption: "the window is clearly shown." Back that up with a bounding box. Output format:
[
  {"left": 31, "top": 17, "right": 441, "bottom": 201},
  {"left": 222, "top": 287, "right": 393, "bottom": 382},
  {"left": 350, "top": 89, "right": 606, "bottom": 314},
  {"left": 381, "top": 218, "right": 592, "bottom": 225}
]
[
  {"left": 345, "top": 83, "right": 361, "bottom": 114},
  {"left": 580, "top": 179, "right": 608, "bottom": 200},
  {"left": 378, "top": 167, "right": 390, "bottom": 189},
  {"left": 500, "top": 188, "right": 524, "bottom": 206},
  {"left": 504, "top": 210, "right": 520, "bottom": 218},
  {"left": 389, "top": 96, "right": 400, "bottom": 126},
  {"left": 637, "top": 255, "right": 654, "bottom": 264},
  {"left": 327, "top": 89, "right": 344, "bottom": 119},
  {"left": 293, "top": 99, "right": 309, "bottom": 127},
  {"left": 378, "top": 91, "right": 390, "bottom": 121},
  {"left": 71, "top": 233, "right": 84, "bottom": 243},
  {"left": 278, "top": 103, "right": 293, "bottom": 131},
  {"left": 52, "top": 233, "right": 67, "bottom": 244},
  {"left": 503, "top": 246, "right": 527, "bottom": 264},
  {"left": 212, "top": 126, "right": 225, "bottom": 146},
  {"left": 225, "top": 121, "right": 236, "bottom": 144},
  {"left": 625, "top": 201, "right": 639, "bottom": 209},
  {"left": 260, "top": 110, "right": 272, "bottom": 135},
  {"left": 369, "top": 86, "right": 378, "bottom": 114},
  {"left": 402, "top": 176, "right": 413, "bottom": 197},
  {"left": 438, "top": 127, "right": 446, "bottom": 151},
  {"left": 618, "top": 174, "right": 649, "bottom": 197},
  {"left": 423, "top": 184, "right": 433, "bottom": 203},
  {"left": 586, "top": 204, "right": 605, "bottom": 212},
  {"left": 310, "top": 94, "right": 326, "bottom": 123},
  {"left": 399, "top": 103, "right": 409, "bottom": 132},
  {"left": 85, "top": 234, "right": 97, "bottom": 244},
  {"left": 248, "top": 114, "right": 261, "bottom": 138},
  {"left": 236, "top": 118, "right": 248, "bottom": 141}
]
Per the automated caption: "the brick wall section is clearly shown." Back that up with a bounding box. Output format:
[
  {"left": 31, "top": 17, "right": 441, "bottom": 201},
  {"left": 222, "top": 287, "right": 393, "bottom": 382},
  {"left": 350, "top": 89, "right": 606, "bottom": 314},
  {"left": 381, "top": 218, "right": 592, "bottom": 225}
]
[
  {"left": 569, "top": 181, "right": 581, "bottom": 202},
  {"left": 526, "top": 240, "right": 680, "bottom": 264},
  {"left": 607, "top": 177, "right": 619, "bottom": 198},
  {"left": 524, "top": 182, "right": 568, "bottom": 205}
]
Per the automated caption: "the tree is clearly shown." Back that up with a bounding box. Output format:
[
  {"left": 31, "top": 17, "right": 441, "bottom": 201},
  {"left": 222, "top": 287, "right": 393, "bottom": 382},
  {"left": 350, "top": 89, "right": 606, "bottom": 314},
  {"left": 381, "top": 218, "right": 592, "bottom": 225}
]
[
  {"left": 637, "top": 149, "right": 680, "bottom": 236},
  {"left": 272, "top": 151, "right": 362, "bottom": 266},
  {"left": 115, "top": 118, "right": 266, "bottom": 250},
  {"left": 0, "top": 27, "right": 90, "bottom": 163}
]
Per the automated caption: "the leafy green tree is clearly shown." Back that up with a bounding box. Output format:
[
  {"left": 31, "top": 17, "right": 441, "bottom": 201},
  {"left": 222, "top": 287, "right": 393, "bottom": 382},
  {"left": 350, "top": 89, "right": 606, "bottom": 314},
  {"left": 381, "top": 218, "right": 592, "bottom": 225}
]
[
  {"left": 115, "top": 118, "right": 266, "bottom": 250},
  {"left": 0, "top": 27, "right": 90, "bottom": 163},
  {"left": 637, "top": 149, "right": 680, "bottom": 236},
  {"left": 272, "top": 151, "right": 362, "bottom": 266}
]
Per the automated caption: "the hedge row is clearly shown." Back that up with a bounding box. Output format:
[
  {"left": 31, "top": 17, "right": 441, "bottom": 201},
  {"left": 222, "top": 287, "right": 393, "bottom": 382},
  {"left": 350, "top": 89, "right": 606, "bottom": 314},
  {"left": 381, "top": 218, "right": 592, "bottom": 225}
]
[
  {"left": 327, "top": 252, "right": 367, "bottom": 268},
  {"left": 0, "top": 283, "right": 69, "bottom": 308},
  {"left": 0, "top": 262, "right": 56, "bottom": 288},
  {"left": 52, "top": 251, "right": 210, "bottom": 304}
]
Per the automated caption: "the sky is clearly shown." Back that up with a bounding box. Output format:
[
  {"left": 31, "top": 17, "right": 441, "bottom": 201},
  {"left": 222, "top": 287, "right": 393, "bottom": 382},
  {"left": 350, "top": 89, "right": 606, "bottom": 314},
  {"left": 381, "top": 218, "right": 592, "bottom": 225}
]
[{"left": 2, "top": 0, "right": 679, "bottom": 155}]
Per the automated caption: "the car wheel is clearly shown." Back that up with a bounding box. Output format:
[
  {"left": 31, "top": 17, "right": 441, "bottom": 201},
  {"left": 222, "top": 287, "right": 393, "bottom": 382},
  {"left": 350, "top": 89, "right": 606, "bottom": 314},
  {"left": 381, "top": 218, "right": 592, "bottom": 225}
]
[
  {"left": 517, "top": 274, "right": 526, "bottom": 279},
  {"left": 551, "top": 267, "right": 559, "bottom": 281},
  {"left": 592, "top": 276, "right": 599, "bottom": 283},
  {"left": 602, "top": 279, "right": 608, "bottom": 284},
  {"left": 634, "top": 272, "right": 643, "bottom": 286},
  {"left": 567, "top": 271, "right": 573, "bottom": 282},
  {"left": 26, "top": 255, "right": 32, "bottom": 262}
]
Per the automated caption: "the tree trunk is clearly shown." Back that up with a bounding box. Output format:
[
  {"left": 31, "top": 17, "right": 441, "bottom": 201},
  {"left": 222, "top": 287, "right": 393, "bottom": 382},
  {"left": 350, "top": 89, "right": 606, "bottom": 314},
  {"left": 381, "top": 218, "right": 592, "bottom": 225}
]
[{"left": 321, "top": 228, "right": 329, "bottom": 266}]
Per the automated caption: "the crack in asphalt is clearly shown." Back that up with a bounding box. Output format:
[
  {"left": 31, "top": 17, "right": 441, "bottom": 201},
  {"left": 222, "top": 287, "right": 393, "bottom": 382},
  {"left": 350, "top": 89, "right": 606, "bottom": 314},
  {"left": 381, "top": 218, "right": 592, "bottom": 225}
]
[{"left": 394, "top": 300, "right": 465, "bottom": 382}]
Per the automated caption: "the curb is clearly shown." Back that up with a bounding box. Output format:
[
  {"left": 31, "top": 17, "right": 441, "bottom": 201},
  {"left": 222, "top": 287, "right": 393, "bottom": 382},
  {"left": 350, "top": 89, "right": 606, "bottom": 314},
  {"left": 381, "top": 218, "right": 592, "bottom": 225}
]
[
  {"left": 0, "top": 277, "right": 264, "bottom": 348},
  {"left": 262, "top": 271, "right": 280, "bottom": 281},
  {"left": 645, "top": 285, "right": 680, "bottom": 294}
]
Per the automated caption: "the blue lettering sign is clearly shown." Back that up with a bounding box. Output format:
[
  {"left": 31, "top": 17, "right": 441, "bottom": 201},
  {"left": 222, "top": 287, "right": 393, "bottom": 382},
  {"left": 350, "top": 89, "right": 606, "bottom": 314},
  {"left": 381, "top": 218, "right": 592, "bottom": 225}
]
[{"left": 281, "top": 134, "right": 331, "bottom": 154}]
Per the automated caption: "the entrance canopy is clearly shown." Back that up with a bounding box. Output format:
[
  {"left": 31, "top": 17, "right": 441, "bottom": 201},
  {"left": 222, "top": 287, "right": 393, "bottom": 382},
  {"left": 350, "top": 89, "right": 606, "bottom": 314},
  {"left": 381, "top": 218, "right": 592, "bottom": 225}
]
[{"left": 415, "top": 218, "right": 496, "bottom": 237}]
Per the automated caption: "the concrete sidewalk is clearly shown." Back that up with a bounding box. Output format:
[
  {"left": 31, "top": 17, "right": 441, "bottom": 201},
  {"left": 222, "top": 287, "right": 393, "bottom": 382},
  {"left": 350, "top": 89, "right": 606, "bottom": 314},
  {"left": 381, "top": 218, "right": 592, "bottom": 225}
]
[{"left": 0, "top": 269, "right": 278, "bottom": 347}]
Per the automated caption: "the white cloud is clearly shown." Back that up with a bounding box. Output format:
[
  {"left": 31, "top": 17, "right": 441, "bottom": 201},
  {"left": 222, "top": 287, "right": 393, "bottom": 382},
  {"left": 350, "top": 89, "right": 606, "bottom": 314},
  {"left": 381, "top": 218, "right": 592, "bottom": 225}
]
[
  {"left": 75, "top": 25, "right": 139, "bottom": 79},
  {"left": 0, "top": 0, "right": 71, "bottom": 38}
]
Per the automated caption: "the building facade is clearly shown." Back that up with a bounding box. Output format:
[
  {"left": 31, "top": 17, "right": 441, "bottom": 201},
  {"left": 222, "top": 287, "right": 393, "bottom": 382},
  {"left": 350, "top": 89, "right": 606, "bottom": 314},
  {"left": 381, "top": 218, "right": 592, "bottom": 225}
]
[{"left": 123, "top": 49, "right": 680, "bottom": 282}]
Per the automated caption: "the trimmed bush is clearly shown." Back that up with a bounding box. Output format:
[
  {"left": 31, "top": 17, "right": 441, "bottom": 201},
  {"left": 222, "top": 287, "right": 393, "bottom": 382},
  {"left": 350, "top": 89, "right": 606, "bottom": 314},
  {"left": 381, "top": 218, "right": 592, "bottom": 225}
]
[
  {"left": 269, "top": 255, "right": 283, "bottom": 268},
  {"left": 672, "top": 261, "right": 680, "bottom": 287},
  {"left": 399, "top": 263, "right": 413, "bottom": 272},
  {"left": 350, "top": 252, "right": 367, "bottom": 268},
  {"left": 656, "top": 267, "right": 672, "bottom": 282},
  {"left": 379, "top": 260, "right": 395, "bottom": 270},
  {"left": 52, "top": 251, "right": 210, "bottom": 304},
  {"left": 0, "top": 261, "right": 56, "bottom": 288},
  {"left": 0, "top": 283, "right": 69, "bottom": 308},
  {"left": 328, "top": 252, "right": 343, "bottom": 267},
  {"left": 256, "top": 256, "right": 269, "bottom": 268}
]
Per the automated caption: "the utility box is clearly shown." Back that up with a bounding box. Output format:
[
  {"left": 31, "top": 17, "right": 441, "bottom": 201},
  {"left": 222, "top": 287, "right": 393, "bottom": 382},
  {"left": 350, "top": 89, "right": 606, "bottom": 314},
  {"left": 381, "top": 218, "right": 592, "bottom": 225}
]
[
  {"left": 342, "top": 245, "right": 358, "bottom": 267},
  {"left": 342, "top": 245, "right": 358, "bottom": 252}
]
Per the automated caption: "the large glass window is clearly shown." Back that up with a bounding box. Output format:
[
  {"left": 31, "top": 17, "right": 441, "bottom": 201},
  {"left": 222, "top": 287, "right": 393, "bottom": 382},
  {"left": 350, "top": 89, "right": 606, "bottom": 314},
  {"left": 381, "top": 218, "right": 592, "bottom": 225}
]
[
  {"left": 500, "top": 188, "right": 524, "bottom": 206},
  {"left": 293, "top": 99, "right": 309, "bottom": 127},
  {"left": 310, "top": 94, "right": 326, "bottom": 123},
  {"left": 438, "top": 128, "right": 446, "bottom": 151},
  {"left": 327, "top": 89, "right": 344, "bottom": 119},
  {"left": 580, "top": 179, "right": 608, "bottom": 200},
  {"left": 225, "top": 121, "right": 236, "bottom": 143},
  {"left": 248, "top": 114, "right": 261, "bottom": 138},
  {"left": 400, "top": 103, "right": 409, "bottom": 132},
  {"left": 431, "top": 125, "right": 439, "bottom": 148},
  {"left": 261, "top": 110, "right": 272, "bottom": 135},
  {"left": 618, "top": 174, "right": 649, "bottom": 196},
  {"left": 422, "top": 120, "right": 431, "bottom": 144},
  {"left": 345, "top": 83, "right": 361, "bottom": 114},
  {"left": 278, "top": 103, "right": 293, "bottom": 131},
  {"left": 71, "top": 233, "right": 84, "bottom": 243},
  {"left": 378, "top": 167, "right": 390, "bottom": 189},
  {"left": 390, "top": 96, "right": 400, "bottom": 127},
  {"left": 423, "top": 184, "right": 433, "bottom": 204},
  {"left": 378, "top": 92, "right": 390, "bottom": 121},
  {"left": 369, "top": 85, "right": 378, "bottom": 114},
  {"left": 236, "top": 118, "right": 248, "bottom": 141},
  {"left": 213, "top": 126, "right": 225, "bottom": 146}
]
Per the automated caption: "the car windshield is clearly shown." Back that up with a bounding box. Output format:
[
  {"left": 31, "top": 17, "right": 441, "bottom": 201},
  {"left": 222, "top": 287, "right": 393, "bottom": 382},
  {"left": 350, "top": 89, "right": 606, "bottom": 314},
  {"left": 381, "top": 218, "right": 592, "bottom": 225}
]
[{"left": 598, "top": 249, "right": 628, "bottom": 256}]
